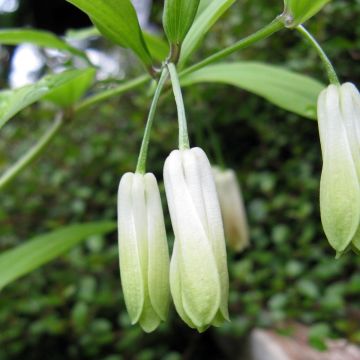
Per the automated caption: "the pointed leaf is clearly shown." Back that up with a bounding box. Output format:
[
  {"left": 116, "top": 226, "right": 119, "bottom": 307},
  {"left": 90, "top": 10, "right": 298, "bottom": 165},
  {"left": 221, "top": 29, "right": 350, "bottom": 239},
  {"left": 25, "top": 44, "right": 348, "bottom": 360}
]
[
  {"left": 163, "top": 0, "right": 201, "bottom": 45},
  {"left": 0, "top": 222, "right": 116, "bottom": 290},
  {"left": 179, "top": 0, "right": 235, "bottom": 67},
  {"left": 66, "top": 26, "right": 168, "bottom": 62},
  {"left": 0, "top": 69, "right": 95, "bottom": 129},
  {"left": 66, "top": 0, "right": 152, "bottom": 67},
  {"left": 0, "top": 69, "right": 92, "bottom": 128},
  {"left": 44, "top": 68, "right": 96, "bottom": 107},
  {"left": 0, "top": 28, "right": 87, "bottom": 60},
  {"left": 181, "top": 62, "right": 324, "bottom": 118}
]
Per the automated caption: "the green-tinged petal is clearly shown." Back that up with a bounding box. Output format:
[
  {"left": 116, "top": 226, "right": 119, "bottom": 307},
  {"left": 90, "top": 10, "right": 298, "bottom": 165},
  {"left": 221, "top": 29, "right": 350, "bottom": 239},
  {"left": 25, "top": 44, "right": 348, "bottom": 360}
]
[
  {"left": 118, "top": 173, "right": 144, "bottom": 323},
  {"left": 138, "top": 299, "right": 162, "bottom": 333},
  {"left": 318, "top": 86, "right": 360, "bottom": 252},
  {"left": 192, "top": 148, "right": 229, "bottom": 321},
  {"left": 340, "top": 83, "right": 360, "bottom": 179},
  {"left": 145, "top": 173, "right": 170, "bottom": 321},
  {"left": 170, "top": 241, "right": 197, "bottom": 329},
  {"left": 164, "top": 150, "right": 221, "bottom": 328},
  {"left": 132, "top": 174, "right": 161, "bottom": 331}
]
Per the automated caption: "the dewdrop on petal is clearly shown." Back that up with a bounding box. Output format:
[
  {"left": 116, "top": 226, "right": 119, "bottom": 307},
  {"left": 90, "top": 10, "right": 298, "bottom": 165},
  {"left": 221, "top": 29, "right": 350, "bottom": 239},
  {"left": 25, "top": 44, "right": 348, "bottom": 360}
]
[
  {"left": 117, "top": 172, "right": 170, "bottom": 332},
  {"left": 164, "top": 147, "right": 229, "bottom": 332},
  {"left": 317, "top": 83, "right": 360, "bottom": 254},
  {"left": 213, "top": 167, "right": 249, "bottom": 252}
]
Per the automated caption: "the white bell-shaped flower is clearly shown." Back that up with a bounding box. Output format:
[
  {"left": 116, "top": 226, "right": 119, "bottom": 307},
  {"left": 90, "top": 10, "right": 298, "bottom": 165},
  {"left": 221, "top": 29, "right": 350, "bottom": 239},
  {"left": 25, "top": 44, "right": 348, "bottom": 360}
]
[
  {"left": 318, "top": 83, "right": 360, "bottom": 254},
  {"left": 164, "top": 147, "right": 229, "bottom": 331},
  {"left": 213, "top": 167, "right": 249, "bottom": 252},
  {"left": 117, "top": 172, "right": 170, "bottom": 332}
]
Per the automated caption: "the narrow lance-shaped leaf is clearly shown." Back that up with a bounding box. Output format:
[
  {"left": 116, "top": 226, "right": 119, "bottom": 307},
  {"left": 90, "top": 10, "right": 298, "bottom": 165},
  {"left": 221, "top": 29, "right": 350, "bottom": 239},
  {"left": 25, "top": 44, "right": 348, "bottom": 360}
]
[
  {"left": 0, "top": 222, "right": 116, "bottom": 290},
  {"left": 66, "top": 26, "right": 169, "bottom": 62},
  {"left": 66, "top": 0, "right": 152, "bottom": 67},
  {"left": 283, "top": 0, "right": 330, "bottom": 28},
  {"left": 181, "top": 62, "right": 324, "bottom": 119},
  {"left": 179, "top": 0, "right": 235, "bottom": 67},
  {"left": 0, "top": 68, "right": 95, "bottom": 129},
  {"left": 163, "top": 0, "right": 201, "bottom": 45},
  {"left": 0, "top": 28, "right": 88, "bottom": 60}
]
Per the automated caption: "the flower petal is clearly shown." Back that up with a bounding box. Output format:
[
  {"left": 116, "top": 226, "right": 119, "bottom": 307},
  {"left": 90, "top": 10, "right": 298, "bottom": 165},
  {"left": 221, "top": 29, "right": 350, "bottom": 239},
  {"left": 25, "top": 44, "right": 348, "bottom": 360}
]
[
  {"left": 145, "top": 173, "right": 170, "bottom": 321},
  {"left": 318, "top": 86, "right": 360, "bottom": 252},
  {"left": 118, "top": 173, "right": 144, "bottom": 323}
]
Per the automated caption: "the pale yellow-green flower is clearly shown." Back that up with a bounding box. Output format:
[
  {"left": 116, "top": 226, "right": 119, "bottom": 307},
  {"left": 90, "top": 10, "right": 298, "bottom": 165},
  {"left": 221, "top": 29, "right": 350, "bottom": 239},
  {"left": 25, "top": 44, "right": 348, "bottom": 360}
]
[
  {"left": 117, "top": 172, "right": 170, "bottom": 332},
  {"left": 164, "top": 147, "right": 229, "bottom": 332},
  {"left": 318, "top": 83, "right": 360, "bottom": 254},
  {"left": 213, "top": 167, "right": 249, "bottom": 253}
]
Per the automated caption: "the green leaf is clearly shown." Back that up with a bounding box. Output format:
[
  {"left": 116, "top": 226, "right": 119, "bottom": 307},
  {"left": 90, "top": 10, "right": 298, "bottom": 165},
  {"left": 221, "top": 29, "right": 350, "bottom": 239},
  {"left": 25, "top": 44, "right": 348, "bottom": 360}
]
[
  {"left": 0, "top": 222, "right": 116, "bottom": 290},
  {"left": 0, "top": 28, "right": 87, "bottom": 60},
  {"left": 179, "top": 0, "right": 235, "bottom": 67},
  {"left": 0, "top": 69, "right": 94, "bottom": 129},
  {"left": 181, "top": 62, "right": 324, "bottom": 119},
  {"left": 143, "top": 32, "right": 169, "bottom": 62},
  {"left": 163, "top": 0, "right": 201, "bottom": 45},
  {"left": 66, "top": 0, "right": 152, "bottom": 67},
  {"left": 66, "top": 26, "right": 169, "bottom": 62},
  {"left": 197, "top": 0, "right": 214, "bottom": 15},
  {"left": 283, "top": 0, "right": 330, "bottom": 27},
  {"left": 44, "top": 68, "right": 96, "bottom": 108}
]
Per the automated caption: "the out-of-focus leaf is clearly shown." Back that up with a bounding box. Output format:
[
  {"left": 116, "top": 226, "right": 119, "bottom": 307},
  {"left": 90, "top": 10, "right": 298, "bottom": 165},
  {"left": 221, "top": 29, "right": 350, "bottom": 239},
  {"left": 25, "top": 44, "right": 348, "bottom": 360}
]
[
  {"left": 179, "top": 0, "right": 235, "bottom": 67},
  {"left": 143, "top": 32, "right": 169, "bottom": 62},
  {"left": 163, "top": 0, "right": 201, "bottom": 45},
  {"left": 44, "top": 68, "right": 96, "bottom": 108},
  {"left": 0, "top": 28, "right": 87, "bottom": 60},
  {"left": 66, "top": 0, "right": 152, "bottom": 67},
  {"left": 0, "top": 222, "right": 116, "bottom": 290},
  {"left": 283, "top": 0, "right": 330, "bottom": 27},
  {"left": 0, "top": 69, "right": 94, "bottom": 129},
  {"left": 181, "top": 62, "right": 324, "bottom": 119}
]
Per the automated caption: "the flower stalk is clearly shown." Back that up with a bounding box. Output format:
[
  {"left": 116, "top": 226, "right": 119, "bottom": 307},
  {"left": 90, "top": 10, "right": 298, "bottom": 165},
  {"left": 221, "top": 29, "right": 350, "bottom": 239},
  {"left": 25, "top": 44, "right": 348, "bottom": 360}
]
[{"left": 167, "top": 62, "right": 190, "bottom": 150}]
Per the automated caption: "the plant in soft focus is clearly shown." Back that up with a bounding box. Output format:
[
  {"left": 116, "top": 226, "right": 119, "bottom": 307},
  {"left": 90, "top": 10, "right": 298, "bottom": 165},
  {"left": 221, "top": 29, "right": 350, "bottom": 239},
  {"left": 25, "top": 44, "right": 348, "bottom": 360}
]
[
  {"left": 317, "top": 83, "right": 360, "bottom": 255},
  {"left": 0, "top": 0, "right": 358, "bottom": 340},
  {"left": 117, "top": 172, "right": 170, "bottom": 332},
  {"left": 213, "top": 167, "right": 249, "bottom": 253},
  {"left": 164, "top": 148, "right": 229, "bottom": 331}
]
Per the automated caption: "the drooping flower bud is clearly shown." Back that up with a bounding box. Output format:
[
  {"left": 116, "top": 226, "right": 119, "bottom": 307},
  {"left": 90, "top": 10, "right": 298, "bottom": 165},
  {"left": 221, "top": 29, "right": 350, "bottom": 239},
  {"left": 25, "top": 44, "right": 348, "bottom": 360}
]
[
  {"left": 117, "top": 172, "right": 170, "bottom": 332},
  {"left": 317, "top": 83, "right": 360, "bottom": 254},
  {"left": 213, "top": 167, "right": 250, "bottom": 253},
  {"left": 163, "top": 147, "right": 229, "bottom": 332}
]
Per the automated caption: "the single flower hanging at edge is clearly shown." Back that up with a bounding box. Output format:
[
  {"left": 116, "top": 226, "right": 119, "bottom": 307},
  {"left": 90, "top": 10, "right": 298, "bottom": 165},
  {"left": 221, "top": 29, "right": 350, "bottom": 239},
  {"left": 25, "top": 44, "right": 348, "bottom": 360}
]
[
  {"left": 213, "top": 167, "right": 250, "bottom": 253},
  {"left": 317, "top": 83, "right": 360, "bottom": 255},
  {"left": 117, "top": 172, "right": 170, "bottom": 332},
  {"left": 164, "top": 147, "right": 229, "bottom": 332}
]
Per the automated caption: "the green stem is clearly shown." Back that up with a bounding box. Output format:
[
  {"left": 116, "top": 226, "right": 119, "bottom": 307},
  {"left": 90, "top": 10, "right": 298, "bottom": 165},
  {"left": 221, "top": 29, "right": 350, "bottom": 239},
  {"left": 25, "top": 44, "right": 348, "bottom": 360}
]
[
  {"left": 167, "top": 63, "right": 190, "bottom": 150},
  {"left": 0, "top": 113, "right": 64, "bottom": 190},
  {"left": 296, "top": 25, "right": 340, "bottom": 85},
  {"left": 75, "top": 74, "right": 150, "bottom": 114},
  {"left": 136, "top": 68, "right": 169, "bottom": 174},
  {"left": 181, "top": 18, "right": 284, "bottom": 77}
]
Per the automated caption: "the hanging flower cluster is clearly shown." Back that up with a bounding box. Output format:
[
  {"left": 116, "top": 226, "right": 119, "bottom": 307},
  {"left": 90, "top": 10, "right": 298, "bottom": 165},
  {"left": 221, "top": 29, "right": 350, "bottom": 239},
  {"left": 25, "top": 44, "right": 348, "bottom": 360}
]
[{"left": 114, "top": 0, "right": 359, "bottom": 334}]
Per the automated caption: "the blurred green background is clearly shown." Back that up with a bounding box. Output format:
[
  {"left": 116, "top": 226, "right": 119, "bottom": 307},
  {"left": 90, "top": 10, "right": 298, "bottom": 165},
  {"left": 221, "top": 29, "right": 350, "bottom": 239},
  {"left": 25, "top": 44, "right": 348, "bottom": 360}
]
[{"left": 1, "top": 0, "right": 360, "bottom": 359}]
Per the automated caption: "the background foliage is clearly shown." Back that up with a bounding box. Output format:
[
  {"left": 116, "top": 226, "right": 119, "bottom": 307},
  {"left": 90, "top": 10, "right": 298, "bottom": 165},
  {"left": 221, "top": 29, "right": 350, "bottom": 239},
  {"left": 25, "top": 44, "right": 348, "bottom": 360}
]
[{"left": 1, "top": 0, "right": 360, "bottom": 359}]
